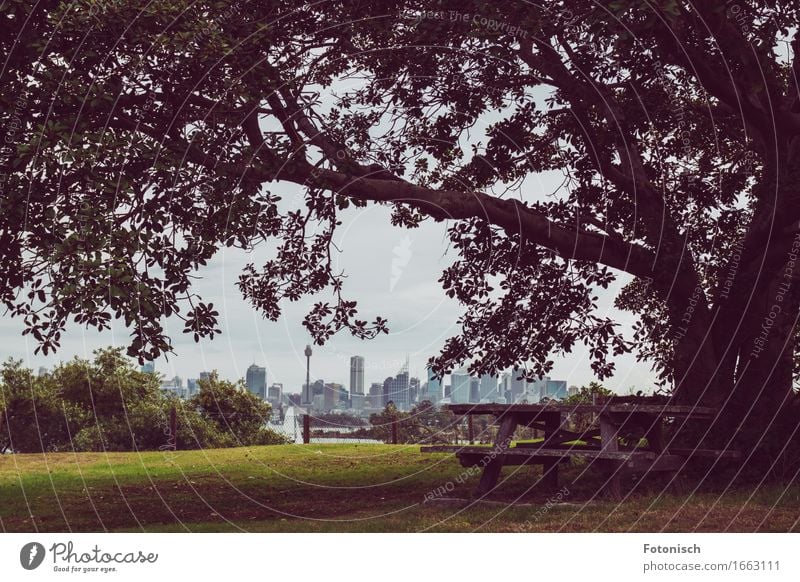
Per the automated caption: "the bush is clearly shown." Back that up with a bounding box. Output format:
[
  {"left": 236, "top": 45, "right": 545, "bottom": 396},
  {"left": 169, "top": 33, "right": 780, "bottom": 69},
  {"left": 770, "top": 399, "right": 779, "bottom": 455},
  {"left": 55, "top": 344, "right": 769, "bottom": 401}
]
[{"left": 0, "top": 349, "right": 289, "bottom": 453}]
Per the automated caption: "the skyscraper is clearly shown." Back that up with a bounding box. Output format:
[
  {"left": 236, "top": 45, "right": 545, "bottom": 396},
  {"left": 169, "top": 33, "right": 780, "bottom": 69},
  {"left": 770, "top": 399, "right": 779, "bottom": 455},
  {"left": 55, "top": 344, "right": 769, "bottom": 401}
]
[
  {"left": 245, "top": 364, "right": 267, "bottom": 400},
  {"left": 426, "top": 367, "right": 442, "bottom": 403},
  {"left": 409, "top": 377, "right": 420, "bottom": 404},
  {"left": 323, "top": 383, "right": 342, "bottom": 411},
  {"left": 479, "top": 374, "right": 499, "bottom": 402},
  {"left": 141, "top": 362, "right": 155, "bottom": 374},
  {"left": 268, "top": 383, "right": 283, "bottom": 404},
  {"left": 368, "top": 382, "right": 384, "bottom": 408},
  {"left": 544, "top": 379, "right": 568, "bottom": 400},
  {"left": 450, "top": 368, "right": 471, "bottom": 404},
  {"left": 349, "top": 356, "right": 365, "bottom": 396},
  {"left": 470, "top": 377, "right": 480, "bottom": 403},
  {"left": 387, "top": 359, "right": 411, "bottom": 409},
  {"left": 508, "top": 368, "right": 527, "bottom": 403}
]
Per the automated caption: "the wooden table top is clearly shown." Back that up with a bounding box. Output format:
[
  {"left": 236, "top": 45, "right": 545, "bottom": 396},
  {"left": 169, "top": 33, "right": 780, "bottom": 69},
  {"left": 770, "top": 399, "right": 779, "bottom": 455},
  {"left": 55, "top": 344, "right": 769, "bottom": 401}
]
[{"left": 446, "top": 403, "right": 718, "bottom": 418}]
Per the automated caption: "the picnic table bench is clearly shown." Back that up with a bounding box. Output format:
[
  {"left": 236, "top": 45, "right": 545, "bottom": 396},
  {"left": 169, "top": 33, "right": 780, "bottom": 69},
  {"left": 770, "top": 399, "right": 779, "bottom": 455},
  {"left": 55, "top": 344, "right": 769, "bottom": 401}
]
[{"left": 420, "top": 402, "right": 739, "bottom": 499}]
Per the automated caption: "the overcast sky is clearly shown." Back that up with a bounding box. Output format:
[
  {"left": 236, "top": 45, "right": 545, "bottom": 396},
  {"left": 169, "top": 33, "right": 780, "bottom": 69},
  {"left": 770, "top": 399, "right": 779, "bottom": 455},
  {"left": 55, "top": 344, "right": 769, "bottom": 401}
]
[{"left": 1, "top": 176, "right": 658, "bottom": 395}]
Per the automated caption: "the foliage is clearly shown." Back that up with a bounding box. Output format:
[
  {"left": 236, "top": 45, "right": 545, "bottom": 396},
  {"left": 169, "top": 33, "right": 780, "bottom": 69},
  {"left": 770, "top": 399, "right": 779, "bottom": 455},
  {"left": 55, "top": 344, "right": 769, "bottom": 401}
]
[
  {"left": 0, "top": 348, "right": 286, "bottom": 452},
  {"left": 562, "top": 381, "right": 616, "bottom": 434},
  {"left": 188, "top": 372, "right": 285, "bottom": 446}
]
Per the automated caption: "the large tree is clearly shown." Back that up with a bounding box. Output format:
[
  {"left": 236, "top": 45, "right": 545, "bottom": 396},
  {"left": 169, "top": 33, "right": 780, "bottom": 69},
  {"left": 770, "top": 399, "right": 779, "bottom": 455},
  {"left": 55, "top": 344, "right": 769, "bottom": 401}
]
[{"left": 2, "top": 1, "right": 800, "bottom": 455}]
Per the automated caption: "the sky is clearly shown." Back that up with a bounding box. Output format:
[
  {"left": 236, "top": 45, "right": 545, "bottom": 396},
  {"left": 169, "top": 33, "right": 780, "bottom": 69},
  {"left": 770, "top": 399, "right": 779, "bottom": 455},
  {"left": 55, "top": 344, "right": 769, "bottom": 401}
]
[{"left": 0, "top": 180, "right": 658, "bottom": 395}]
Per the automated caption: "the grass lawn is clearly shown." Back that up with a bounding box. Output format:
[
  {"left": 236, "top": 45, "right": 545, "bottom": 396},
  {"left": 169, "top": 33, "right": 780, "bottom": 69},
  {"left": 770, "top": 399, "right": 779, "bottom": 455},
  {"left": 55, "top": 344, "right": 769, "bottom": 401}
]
[{"left": 1, "top": 443, "right": 798, "bottom": 532}]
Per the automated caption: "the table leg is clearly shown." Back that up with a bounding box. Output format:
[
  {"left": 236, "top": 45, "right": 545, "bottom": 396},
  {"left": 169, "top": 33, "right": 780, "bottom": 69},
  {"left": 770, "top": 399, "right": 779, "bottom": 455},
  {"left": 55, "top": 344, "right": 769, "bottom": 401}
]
[
  {"left": 645, "top": 420, "right": 664, "bottom": 453},
  {"left": 474, "top": 415, "right": 518, "bottom": 497},
  {"left": 541, "top": 412, "right": 560, "bottom": 491},
  {"left": 600, "top": 414, "right": 622, "bottom": 500}
]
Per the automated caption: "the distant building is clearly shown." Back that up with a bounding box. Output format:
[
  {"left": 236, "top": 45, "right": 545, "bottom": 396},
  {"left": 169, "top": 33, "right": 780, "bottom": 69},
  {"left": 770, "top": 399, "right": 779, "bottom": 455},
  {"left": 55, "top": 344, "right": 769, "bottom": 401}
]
[
  {"left": 368, "top": 382, "right": 384, "bottom": 408},
  {"left": 507, "top": 368, "right": 527, "bottom": 403},
  {"left": 323, "top": 383, "right": 343, "bottom": 411},
  {"left": 568, "top": 385, "right": 579, "bottom": 398},
  {"left": 350, "top": 356, "right": 365, "bottom": 396},
  {"left": 382, "top": 377, "right": 392, "bottom": 408},
  {"left": 37, "top": 366, "right": 48, "bottom": 377},
  {"left": 187, "top": 378, "right": 198, "bottom": 397},
  {"left": 245, "top": 364, "right": 267, "bottom": 400},
  {"left": 426, "top": 367, "right": 442, "bottom": 403},
  {"left": 470, "top": 377, "right": 480, "bottom": 403},
  {"left": 351, "top": 393, "right": 365, "bottom": 410},
  {"left": 141, "top": 362, "right": 155, "bottom": 374},
  {"left": 160, "top": 376, "right": 186, "bottom": 399},
  {"left": 388, "top": 370, "right": 410, "bottom": 409},
  {"left": 479, "top": 374, "right": 499, "bottom": 402},
  {"left": 268, "top": 383, "right": 283, "bottom": 404},
  {"left": 288, "top": 393, "right": 302, "bottom": 406},
  {"left": 199, "top": 371, "right": 211, "bottom": 381},
  {"left": 544, "top": 379, "right": 568, "bottom": 401},
  {"left": 450, "top": 369, "right": 471, "bottom": 404},
  {"left": 409, "top": 377, "right": 420, "bottom": 404}
]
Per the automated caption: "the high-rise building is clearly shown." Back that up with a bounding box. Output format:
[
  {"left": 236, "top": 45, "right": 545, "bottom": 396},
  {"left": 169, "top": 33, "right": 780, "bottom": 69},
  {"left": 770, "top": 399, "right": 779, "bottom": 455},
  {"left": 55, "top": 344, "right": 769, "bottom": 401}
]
[
  {"left": 268, "top": 383, "right": 283, "bottom": 404},
  {"left": 245, "top": 364, "right": 267, "bottom": 400},
  {"left": 568, "top": 385, "right": 579, "bottom": 398},
  {"left": 469, "top": 377, "right": 480, "bottom": 403},
  {"left": 368, "top": 382, "right": 384, "bottom": 408},
  {"left": 450, "top": 368, "right": 471, "bottom": 404},
  {"left": 349, "top": 356, "right": 365, "bottom": 396},
  {"left": 479, "top": 374, "right": 499, "bottom": 402},
  {"left": 323, "top": 383, "right": 343, "bottom": 411},
  {"left": 160, "top": 376, "right": 186, "bottom": 399},
  {"left": 544, "top": 379, "right": 568, "bottom": 401},
  {"left": 409, "top": 377, "right": 420, "bottom": 404},
  {"left": 426, "top": 367, "right": 442, "bottom": 403},
  {"left": 199, "top": 371, "right": 211, "bottom": 381},
  {"left": 37, "top": 366, "right": 48, "bottom": 377},
  {"left": 141, "top": 362, "right": 155, "bottom": 374},
  {"left": 388, "top": 370, "right": 410, "bottom": 409},
  {"left": 508, "top": 368, "right": 527, "bottom": 403},
  {"left": 187, "top": 378, "right": 198, "bottom": 397}
]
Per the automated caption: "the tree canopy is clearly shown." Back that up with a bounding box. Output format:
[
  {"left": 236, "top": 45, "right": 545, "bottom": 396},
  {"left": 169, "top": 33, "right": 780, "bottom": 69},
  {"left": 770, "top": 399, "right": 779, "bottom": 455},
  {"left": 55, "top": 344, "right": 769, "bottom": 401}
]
[
  {"left": 0, "top": 348, "right": 286, "bottom": 453},
  {"left": 3, "top": 1, "right": 800, "bottom": 449}
]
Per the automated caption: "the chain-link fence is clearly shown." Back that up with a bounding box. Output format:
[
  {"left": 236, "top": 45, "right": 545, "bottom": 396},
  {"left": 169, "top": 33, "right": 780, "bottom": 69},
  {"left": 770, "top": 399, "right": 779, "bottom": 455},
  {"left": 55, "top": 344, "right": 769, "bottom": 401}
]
[{"left": 265, "top": 405, "right": 503, "bottom": 445}]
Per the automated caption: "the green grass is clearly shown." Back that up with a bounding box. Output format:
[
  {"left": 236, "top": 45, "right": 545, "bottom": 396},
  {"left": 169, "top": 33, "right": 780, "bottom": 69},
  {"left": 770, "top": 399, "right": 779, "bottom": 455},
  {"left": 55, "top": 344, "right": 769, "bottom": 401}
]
[{"left": 1, "top": 444, "right": 798, "bottom": 532}]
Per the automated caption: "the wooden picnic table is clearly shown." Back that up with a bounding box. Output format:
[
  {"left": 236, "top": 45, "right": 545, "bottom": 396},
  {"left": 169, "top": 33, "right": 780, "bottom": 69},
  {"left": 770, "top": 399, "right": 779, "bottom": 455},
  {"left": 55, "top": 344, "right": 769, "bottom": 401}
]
[{"left": 420, "top": 402, "right": 738, "bottom": 499}]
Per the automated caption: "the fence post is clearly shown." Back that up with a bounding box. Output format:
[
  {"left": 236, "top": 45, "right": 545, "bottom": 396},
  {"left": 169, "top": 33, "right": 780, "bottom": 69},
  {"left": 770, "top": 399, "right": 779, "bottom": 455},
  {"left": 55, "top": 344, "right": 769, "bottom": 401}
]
[
  {"left": 467, "top": 415, "right": 474, "bottom": 444},
  {"left": 303, "top": 414, "right": 310, "bottom": 444},
  {"left": 169, "top": 405, "right": 177, "bottom": 451},
  {"left": 391, "top": 418, "right": 398, "bottom": 444}
]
